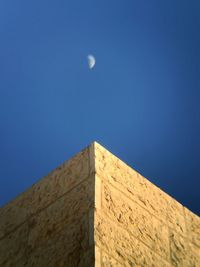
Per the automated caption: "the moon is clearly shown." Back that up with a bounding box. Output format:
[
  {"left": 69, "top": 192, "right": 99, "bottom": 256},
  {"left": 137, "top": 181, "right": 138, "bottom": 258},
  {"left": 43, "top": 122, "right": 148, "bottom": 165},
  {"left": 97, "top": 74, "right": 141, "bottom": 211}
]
[{"left": 87, "top": 54, "right": 96, "bottom": 69}]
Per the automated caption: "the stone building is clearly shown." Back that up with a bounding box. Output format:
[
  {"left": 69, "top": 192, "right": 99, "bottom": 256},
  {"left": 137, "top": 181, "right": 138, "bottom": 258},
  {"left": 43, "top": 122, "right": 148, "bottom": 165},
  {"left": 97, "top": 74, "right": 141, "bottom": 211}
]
[{"left": 0, "top": 142, "right": 199, "bottom": 266}]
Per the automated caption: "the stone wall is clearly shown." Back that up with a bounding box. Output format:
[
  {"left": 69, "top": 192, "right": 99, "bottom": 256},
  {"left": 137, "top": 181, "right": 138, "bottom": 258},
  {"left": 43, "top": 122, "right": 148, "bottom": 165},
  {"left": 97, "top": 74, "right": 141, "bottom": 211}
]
[
  {"left": 0, "top": 141, "right": 199, "bottom": 266},
  {"left": 0, "top": 146, "right": 94, "bottom": 267},
  {"left": 92, "top": 142, "right": 200, "bottom": 267}
]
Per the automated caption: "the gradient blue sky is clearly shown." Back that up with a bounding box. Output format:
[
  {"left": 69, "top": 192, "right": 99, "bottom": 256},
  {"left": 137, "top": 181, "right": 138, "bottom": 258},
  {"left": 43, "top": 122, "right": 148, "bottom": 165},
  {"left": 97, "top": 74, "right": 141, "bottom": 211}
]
[{"left": 0, "top": 0, "right": 199, "bottom": 215}]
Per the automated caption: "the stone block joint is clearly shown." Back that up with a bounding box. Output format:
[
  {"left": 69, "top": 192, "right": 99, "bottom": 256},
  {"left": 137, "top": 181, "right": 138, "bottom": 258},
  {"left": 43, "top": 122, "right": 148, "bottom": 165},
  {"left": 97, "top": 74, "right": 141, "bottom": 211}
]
[{"left": 0, "top": 141, "right": 199, "bottom": 266}]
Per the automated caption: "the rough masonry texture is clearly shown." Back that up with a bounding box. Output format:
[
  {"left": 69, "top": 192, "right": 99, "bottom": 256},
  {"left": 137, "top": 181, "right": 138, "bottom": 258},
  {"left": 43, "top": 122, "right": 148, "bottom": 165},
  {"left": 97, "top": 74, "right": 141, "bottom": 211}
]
[{"left": 0, "top": 142, "right": 200, "bottom": 267}]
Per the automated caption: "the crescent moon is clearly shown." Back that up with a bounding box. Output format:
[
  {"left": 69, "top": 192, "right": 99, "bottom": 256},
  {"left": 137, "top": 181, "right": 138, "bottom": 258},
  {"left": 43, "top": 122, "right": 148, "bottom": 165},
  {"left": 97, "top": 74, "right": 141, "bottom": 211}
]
[{"left": 87, "top": 54, "right": 96, "bottom": 69}]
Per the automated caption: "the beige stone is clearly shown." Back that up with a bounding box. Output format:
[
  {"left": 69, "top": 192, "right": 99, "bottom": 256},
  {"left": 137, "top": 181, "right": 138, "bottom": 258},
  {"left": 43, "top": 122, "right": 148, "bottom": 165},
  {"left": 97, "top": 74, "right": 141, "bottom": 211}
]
[
  {"left": 169, "top": 229, "right": 189, "bottom": 267},
  {"left": 187, "top": 242, "right": 200, "bottom": 267},
  {"left": 169, "top": 229, "right": 200, "bottom": 267},
  {"left": 102, "top": 251, "right": 124, "bottom": 267},
  {"left": 25, "top": 218, "right": 90, "bottom": 267},
  {"left": 94, "top": 213, "right": 170, "bottom": 267},
  {"left": 26, "top": 178, "right": 94, "bottom": 250},
  {"left": 0, "top": 147, "right": 90, "bottom": 239},
  {"left": 184, "top": 207, "right": 200, "bottom": 247},
  {"left": 94, "top": 142, "right": 186, "bottom": 236},
  {"left": 101, "top": 179, "right": 170, "bottom": 260},
  {"left": 95, "top": 246, "right": 101, "bottom": 267},
  {"left": 0, "top": 141, "right": 199, "bottom": 267}
]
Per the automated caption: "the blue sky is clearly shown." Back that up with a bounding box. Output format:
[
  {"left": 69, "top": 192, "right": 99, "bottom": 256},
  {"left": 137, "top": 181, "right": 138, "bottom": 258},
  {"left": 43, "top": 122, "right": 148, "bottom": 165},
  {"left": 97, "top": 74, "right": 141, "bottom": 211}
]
[{"left": 0, "top": 0, "right": 199, "bottom": 215}]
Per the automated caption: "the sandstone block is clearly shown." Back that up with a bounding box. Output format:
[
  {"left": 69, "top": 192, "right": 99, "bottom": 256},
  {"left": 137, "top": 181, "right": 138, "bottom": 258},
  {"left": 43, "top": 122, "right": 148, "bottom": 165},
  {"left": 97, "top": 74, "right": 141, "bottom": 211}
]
[
  {"left": 184, "top": 207, "right": 200, "bottom": 247},
  {"left": 169, "top": 230, "right": 188, "bottom": 267},
  {"left": 0, "top": 222, "right": 29, "bottom": 267},
  {"left": 94, "top": 142, "right": 186, "bottom": 236},
  {"left": 1, "top": 142, "right": 200, "bottom": 267},
  {"left": 27, "top": 178, "right": 93, "bottom": 250},
  {"left": 169, "top": 229, "right": 200, "bottom": 267},
  {"left": 187, "top": 242, "right": 200, "bottom": 267},
  {"left": 102, "top": 251, "right": 124, "bottom": 267},
  {"left": 26, "top": 218, "right": 89, "bottom": 267},
  {"left": 0, "top": 147, "right": 89, "bottom": 239},
  {"left": 101, "top": 179, "right": 170, "bottom": 260},
  {"left": 94, "top": 213, "right": 170, "bottom": 267}
]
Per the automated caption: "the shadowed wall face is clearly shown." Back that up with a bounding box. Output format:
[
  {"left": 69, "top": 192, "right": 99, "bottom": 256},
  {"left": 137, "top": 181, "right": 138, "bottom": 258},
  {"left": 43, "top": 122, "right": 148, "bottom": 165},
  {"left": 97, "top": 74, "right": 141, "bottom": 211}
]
[
  {"left": 0, "top": 147, "right": 95, "bottom": 267},
  {"left": 0, "top": 142, "right": 200, "bottom": 266}
]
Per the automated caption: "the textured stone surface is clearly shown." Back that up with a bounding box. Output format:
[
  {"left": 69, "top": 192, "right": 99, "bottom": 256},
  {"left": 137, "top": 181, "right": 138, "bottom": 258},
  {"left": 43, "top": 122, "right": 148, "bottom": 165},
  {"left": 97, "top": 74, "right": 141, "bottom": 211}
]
[
  {"left": 169, "top": 229, "right": 200, "bottom": 267},
  {"left": 184, "top": 207, "right": 200, "bottom": 247},
  {"left": 101, "top": 180, "right": 170, "bottom": 261},
  {"left": 0, "top": 141, "right": 200, "bottom": 267},
  {"left": 94, "top": 142, "right": 186, "bottom": 236},
  {"left": 0, "top": 146, "right": 91, "bottom": 267},
  {"left": 102, "top": 251, "right": 124, "bottom": 267},
  {"left": 25, "top": 218, "right": 89, "bottom": 267},
  {"left": 0, "top": 147, "right": 90, "bottom": 239},
  {"left": 169, "top": 230, "right": 188, "bottom": 267},
  {"left": 188, "top": 242, "right": 200, "bottom": 267},
  {"left": 0, "top": 179, "right": 94, "bottom": 266},
  {"left": 95, "top": 246, "right": 101, "bottom": 267},
  {"left": 0, "top": 195, "right": 91, "bottom": 267},
  {"left": 94, "top": 213, "right": 170, "bottom": 267},
  {"left": 27, "top": 179, "right": 93, "bottom": 250},
  {"left": 0, "top": 222, "right": 29, "bottom": 267}
]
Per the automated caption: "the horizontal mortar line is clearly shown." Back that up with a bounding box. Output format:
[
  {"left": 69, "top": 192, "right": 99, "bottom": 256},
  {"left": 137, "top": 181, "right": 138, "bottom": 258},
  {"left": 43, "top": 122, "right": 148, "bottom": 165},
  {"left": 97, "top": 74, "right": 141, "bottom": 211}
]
[
  {"left": 96, "top": 158, "right": 187, "bottom": 214},
  {"left": 31, "top": 209, "right": 92, "bottom": 251},
  {"left": 0, "top": 148, "right": 90, "bottom": 211},
  {"left": 98, "top": 246, "right": 173, "bottom": 267},
  {"left": 101, "top": 207, "right": 171, "bottom": 263},
  {"left": 99, "top": 174, "right": 170, "bottom": 223},
  {"left": 0, "top": 173, "right": 92, "bottom": 241},
  {"left": 96, "top": 157, "right": 184, "bottom": 209},
  {"left": 97, "top": 208, "right": 171, "bottom": 266},
  {"left": 17, "top": 210, "right": 92, "bottom": 262},
  {"left": 98, "top": 174, "right": 188, "bottom": 239},
  {"left": 1, "top": 216, "right": 93, "bottom": 267},
  {"left": 100, "top": 175, "right": 200, "bottom": 258}
]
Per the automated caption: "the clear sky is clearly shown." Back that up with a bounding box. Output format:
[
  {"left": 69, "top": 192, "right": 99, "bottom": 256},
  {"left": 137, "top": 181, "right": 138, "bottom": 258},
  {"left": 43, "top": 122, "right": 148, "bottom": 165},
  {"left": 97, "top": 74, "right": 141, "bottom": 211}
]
[{"left": 0, "top": 0, "right": 199, "bottom": 215}]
